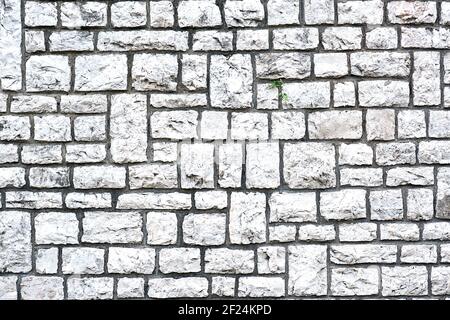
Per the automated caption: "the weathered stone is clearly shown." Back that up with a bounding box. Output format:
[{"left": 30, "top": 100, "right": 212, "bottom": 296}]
[
  {"left": 195, "top": 191, "right": 228, "bottom": 210},
  {"left": 231, "top": 113, "right": 268, "bottom": 140},
  {"left": 351, "top": 52, "right": 410, "bottom": 77},
  {"left": 386, "top": 167, "right": 434, "bottom": 186},
  {"left": 108, "top": 248, "right": 155, "bottom": 274},
  {"left": 256, "top": 53, "right": 310, "bottom": 80},
  {"left": 132, "top": 54, "right": 178, "bottom": 91},
  {"left": 212, "top": 277, "right": 235, "bottom": 297},
  {"left": 205, "top": 248, "right": 254, "bottom": 274},
  {"left": 370, "top": 190, "right": 404, "bottom": 220},
  {"left": 331, "top": 245, "right": 397, "bottom": 264},
  {"left": 193, "top": 31, "right": 233, "bottom": 51},
  {"left": 75, "top": 55, "right": 127, "bottom": 91},
  {"left": 0, "top": 212, "right": 31, "bottom": 273},
  {"left": 117, "top": 192, "right": 191, "bottom": 210},
  {"left": 237, "top": 30, "right": 269, "bottom": 50},
  {"left": 359, "top": 80, "right": 410, "bottom": 107},
  {"left": 321, "top": 189, "right": 367, "bottom": 221},
  {"left": 382, "top": 266, "right": 428, "bottom": 296},
  {"left": 61, "top": 2, "right": 107, "bottom": 27},
  {"left": 11, "top": 95, "right": 57, "bottom": 113},
  {"left": 183, "top": 214, "right": 226, "bottom": 246},
  {"left": 229, "top": 192, "right": 266, "bottom": 244},
  {"left": 21, "top": 145, "right": 62, "bottom": 164},
  {"left": 129, "top": 164, "right": 177, "bottom": 189},
  {"left": 201, "top": 111, "right": 228, "bottom": 140},
  {"left": 376, "top": 142, "right": 416, "bottom": 166},
  {"left": 224, "top": 0, "right": 264, "bottom": 27},
  {"left": 284, "top": 143, "right": 336, "bottom": 189},
  {"left": 21, "top": 277, "right": 63, "bottom": 300},
  {"left": 26, "top": 56, "right": 70, "bottom": 92},
  {"left": 238, "top": 277, "right": 285, "bottom": 297},
  {"left": 73, "top": 166, "right": 126, "bottom": 189},
  {"left": 257, "top": 247, "right": 285, "bottom": 274},
  {"left": 66, "top": 144, "right": 106, "bottom": 164},
  {"left": 246, "top": 143, "right": 280, "bottom": 188},
  {"left": 331, "top": 267, "right": 379, "bottom": 296},
  {"left": 111, "top": 1, "right": 147, "bottom": 27},
  {"left": 267, "top": 0, "right": 300, "bottom": 25},
  {"left": 269, "top": 192, "right": 317, "bottom": 223},
  {"left": 62, "top": 248, "right": 104, "bottom": 274},
  {"left": 150, "top": 1, "right": 174, "bottom": 28},
  {"left": 413, "top": 51, "right": 441, "bottom": 106},
  {"left": 178, "top": 1, "right": 221, "bottom": 27},
  {"left": 339, "top": 143, "right": 373, "bottom": 166},
  {"left": 109, "top": 94, "right": 147, "bottom": 163},
  {"left": 67, "top": 278, "right": 113, "bottom": 300},
  {"left": 271, "top": 111, "right": 305, "bottom": 140},
  {"left": 437, "top": 168, "right": 450, "bottom": 219},
  {"left": 29, "top": 167, "right": 70, "bottom": 188},
  {"left": 36, "top": 248, "right": 58, "bottom": 274},
  {"left": 304, "top": 0, "right": 334, "bottom": 24},
  {"left": 340, "top": 168, "right": 383, "bottom": 187},
  {"left": 147, "top": 212, "right": 178, "bottom": 245},
  {"left": 159, "top": 248, "right": 201, "bottom": 274},
  {"left": 338, "top": 0, "right": 383, "bottom": 24},
  {"left": 388, "top": 1, "right": 437, "bottom": 24},
  {"left": 298, "top": 225, "right": 336, "bottom": 242},
  {"left": 34, "top": 115, "right": 71, "bottom": 142},
  {"left": 339, "top": 223, "right": 377, "bottom": 242},
  {"left": 366, "top": 109, "right": 395, "bottom": 141},
  {"left": 218, "top": 144, "right": 243, "bottom": 188},
  {"left": 147, "top": 278, "right": 208, "bottom": 298},
  {"left": 182, "top": 55, "right": 207, "bottom": 90},
  {"left": 289, "top": 245, "right": 327, "bottom": 296},
  {"left": 380, "top": 223, "right": 420, "bottom": 241},
  {"left": 282, "top": 82, "right": 330, "bottom": 109},
  {"left": 322, "top": 27, "right": 362, "bottom": 50},
  {"left": 180, "top": 143, "right": 214, "bottom": 189},
  {"left": 272, "top": 28, "right": 319, "bottom": 50},
  {"left": 401, "top": 244, "right": 437, "bottom": 263},
  {"left": 269, "top": 225, "right": 297, "bottom": 243},
  {"left": 49, "top": 31, "right": 94, "bottom": 52},
  {"left": 151, "top": 111, "right": 198, "bottom": 140},
  {"left": 334, "top": 82, "right": 356, "bottom": 107},
  {"left": 6, "top": 192, "right": 62, "bottom": 209},
  {"left": 0, "top": 167, "right": 25, "bottom": 188},
  {"left": 407, "top": 188, "right": 434, "bottom": 221},
  {"left": 98, "top": 31, "right": 188, "bottom": 52},
  {"left": 366, "top": 27, "right": 398, "bottom": 49},
  {"left": 398, "top": 110, "right": 426, "bottom": 138},
  {"left": 82, "top": 212, "right": 143, "bottom": 244},
  {"left": 117, "top": 278, "right": 145, "bottom": 298},
  {"left": 35, "top": 212, "right": 78, "bottom": 245},
  {"left": 308, "top": 110, "right": 362, "bottom": 140},
  {"left": 211, "top": 55, "right": 253, "bottom": 109}
]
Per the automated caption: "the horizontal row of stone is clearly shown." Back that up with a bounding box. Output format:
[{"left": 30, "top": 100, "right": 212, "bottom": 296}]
[
  {"left": 1, "top": 109, "right": 450, "bottom": 141},
  {"left": 16, "top": 244, "right": 450, "bottom": 276},
  {"left": 2, "top": 265, "right": 450, "bottom": 299},
  {"left": 0, "top": 164, "right": 440, "bottom": 189},
  {"left": 0, "top": 143, "right": 448, "bottom": 185},
  {"left": 24, "top": 0, "right": 450, "bottom": 29},
  {"left": 24, "top": 27, "right": 450, "bottom": 54}
]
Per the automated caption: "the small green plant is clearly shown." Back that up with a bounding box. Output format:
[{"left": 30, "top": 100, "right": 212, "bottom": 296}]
[{"left": 270, "top": 79, "right": 289, "bottom": 102}]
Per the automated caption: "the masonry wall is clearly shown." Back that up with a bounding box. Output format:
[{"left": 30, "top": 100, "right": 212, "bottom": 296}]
[{"left": 1, "top": 0, "right": 450, "bottom": 300}]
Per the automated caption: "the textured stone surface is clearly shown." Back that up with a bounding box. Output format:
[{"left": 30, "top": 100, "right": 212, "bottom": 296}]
[
  {"left": 289, "top": 245, "right": 327, "bottom": 296},
  {"left": 1, "top": 0, "right": 450, "bottom": 300},
  {"left": 0, "top": 212, "right": 31, "bottom": 273}
]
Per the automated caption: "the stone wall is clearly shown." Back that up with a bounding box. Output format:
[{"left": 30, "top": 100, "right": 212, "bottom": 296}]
[{"left": 1, "top": 0, "right": 450, "bottom": 299}]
